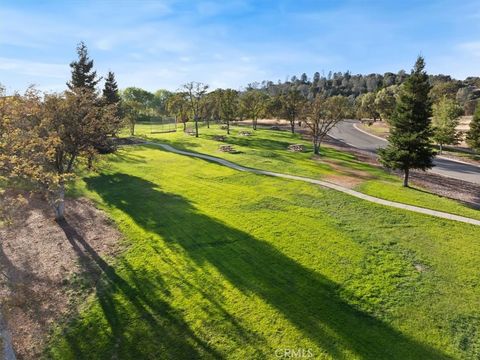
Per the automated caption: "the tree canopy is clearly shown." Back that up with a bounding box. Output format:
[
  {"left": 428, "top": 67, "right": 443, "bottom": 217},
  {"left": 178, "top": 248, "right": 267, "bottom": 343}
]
[
  {"left": 431, "top": 96, "right": 462, "bottom": 153},
  {"left": 302, "top": 95, "right": 350, "bottom": 154},
  {"left": 103, "top": 71, "right": 120, "bottom": 104},
  {"left": 67, "top": 41, "right": 100, "bottom": 91},
  {"left": 466, "top": 104, "right": 480, "bottom": 153}
]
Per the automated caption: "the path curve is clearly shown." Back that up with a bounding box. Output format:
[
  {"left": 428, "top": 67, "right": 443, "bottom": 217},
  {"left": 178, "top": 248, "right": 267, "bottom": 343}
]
[
  {"left": 328, "top": 120, "right": 480, "bottom": 185},
  {"left": 144, "top": 142, "right": 480, "bottom": 226}
]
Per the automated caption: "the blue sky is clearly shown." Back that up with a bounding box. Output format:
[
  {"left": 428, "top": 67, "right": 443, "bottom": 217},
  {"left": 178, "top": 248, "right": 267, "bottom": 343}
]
[{"left": 1, "top": 0, "right": 480, "bottom": 93}]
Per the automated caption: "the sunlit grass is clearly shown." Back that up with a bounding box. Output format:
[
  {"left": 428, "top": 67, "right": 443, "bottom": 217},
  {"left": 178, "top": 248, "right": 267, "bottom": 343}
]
[
  {"left": 133, "top": 123, "right": 480, "bottom": 220},
  {"left": 47, "top": 144, "right": 480, "bottom": 359}
]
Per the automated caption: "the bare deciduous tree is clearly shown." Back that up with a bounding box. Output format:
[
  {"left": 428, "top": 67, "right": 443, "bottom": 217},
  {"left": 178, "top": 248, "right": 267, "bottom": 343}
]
[
  {"left": 241, "top": 88, "right": 269, "bottom": 130},
  {"left": 217, "top": 89, "right": 239, "bottom": 135},
  {"left": 303, "top": 95, "right": 350, "bottom": 154},
  {"left": 183, "top": 82, "right": 209, "bottom": 137},
  {"left": 167, "top": 92, "right": 190, "bottom": 131},
  {"left": 278, "top": 89, "right": 305, "bottom": 133}
]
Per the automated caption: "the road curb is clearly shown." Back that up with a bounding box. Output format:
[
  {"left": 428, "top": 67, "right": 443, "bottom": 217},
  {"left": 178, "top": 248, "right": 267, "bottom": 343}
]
[
  {"left": 353, "top": 123, "right": 480, "bottom": 168},
  {"left": 353, "top": 123, "right": 388, "bottom": 142}
]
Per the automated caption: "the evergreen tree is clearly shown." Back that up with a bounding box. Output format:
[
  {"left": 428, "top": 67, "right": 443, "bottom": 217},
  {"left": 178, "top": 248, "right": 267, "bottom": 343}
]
[
  {"left": 466, "top": 102, "right": 480, "bottom": 152},
  {"left": 300, "top": 73, "right": 308, "bottom": 84},
  {"left": 67, "top": 41, "right": 100, "bottom": 91},
  {"left": 103, "top": 71, "right": 120, "bottom": 104},
  {"left": 378, "top": 56, "right": 435, "bottom": 187}
]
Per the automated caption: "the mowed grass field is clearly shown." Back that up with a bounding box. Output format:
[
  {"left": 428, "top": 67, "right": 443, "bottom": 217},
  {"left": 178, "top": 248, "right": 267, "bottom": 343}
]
[
  {"left": 133, "top": 123, "right": 480, "bottom": 220},
  {"left": 46, "top": 126, "right": 480, "bottom": 359}
]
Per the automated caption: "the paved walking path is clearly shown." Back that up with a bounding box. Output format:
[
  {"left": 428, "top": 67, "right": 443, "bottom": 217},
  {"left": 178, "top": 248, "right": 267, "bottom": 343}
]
[{"left": 145, "top": 142, "right": 480, "bottom": 226}]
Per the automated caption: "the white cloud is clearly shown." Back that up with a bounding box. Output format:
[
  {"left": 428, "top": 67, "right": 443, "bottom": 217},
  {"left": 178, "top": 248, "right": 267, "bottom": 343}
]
[
  {"left": 457, "top": 42, "right": 480, "bottom": 58},
  {"left": 0, "top": 57, "right": 68, "bottom": 78}
]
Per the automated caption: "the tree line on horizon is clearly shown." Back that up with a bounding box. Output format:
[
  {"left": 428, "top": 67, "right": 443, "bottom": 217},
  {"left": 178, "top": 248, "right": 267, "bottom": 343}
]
[
  {"left": 119, "top": 66, "right": 480, "bottom": 130},
  {"left": 120, "top": 69, "right": 480, "bottom": 158}
]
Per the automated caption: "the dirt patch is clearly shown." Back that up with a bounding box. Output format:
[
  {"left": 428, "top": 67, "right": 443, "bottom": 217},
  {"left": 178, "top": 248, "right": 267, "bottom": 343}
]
[
  {"left": 319, "top": 158, "right": 374, "bottom": 188},
  {"left": 409, "top": 171, "right": 480, "bottom": 208},
  {"left": 236, "top": 118, "right": 290, "bottom": 126},
  {"left": 0, "top": 191, "right": 123, "bottom": 359},
  {"left": 323, "top": 174, "right": 365, "bottom": 188}
]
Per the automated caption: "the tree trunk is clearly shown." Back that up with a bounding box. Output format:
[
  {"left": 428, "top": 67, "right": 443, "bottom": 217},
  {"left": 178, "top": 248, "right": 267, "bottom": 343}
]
[
  {"left": 87, "top": 155, "right": 93, "bottom": 170},
  {"left": 183, "top": 122, "right": 186, "bottom": 132},
  {"left": 207, "top": 118, "right": 210, "bottom": 128},
  {"left": 194, "top": 116, "right": 199, "bottom": 137},
  {"left": 439, "top": 143, "right": 443, "bottom": 154},
  {"left": 313, "top": 137, "right": 320, "bottom": 155},
  {"left": 403, "top": 168, "right": 410, "bottom": 187},
  {"left": 227, "top": 121, "right": 230, "bottom": 135},
  {"left": 130, "top": 121, "right": 135, "bottom": 136},
  {"left": 54, "top": 183, "right": 66, "bottom": 221},
  {"left": 290, "top": 120, "right": 295, "bottom": 134},
  {"left": 253, "top": 117, "right": 257, "bottom": 130}
]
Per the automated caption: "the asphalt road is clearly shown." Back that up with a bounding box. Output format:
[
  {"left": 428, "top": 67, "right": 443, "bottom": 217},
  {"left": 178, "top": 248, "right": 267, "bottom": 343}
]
[{"left": 328, "top": 120, "right": 480, "bottom": 185}]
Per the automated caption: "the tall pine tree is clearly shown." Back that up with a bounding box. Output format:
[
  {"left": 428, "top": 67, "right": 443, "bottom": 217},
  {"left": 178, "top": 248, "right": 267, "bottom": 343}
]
[
  {"left": 379, "top": 56, "right": 435, "bottom": 187},
  {"left": 466, "top": 103, "right": 480, "bottom": 153},
  {"left": 67, "top": 41, "right": 100, "bottom": 91},
  {"left": 103, "top": 71, "right": 120, "bottom": 104}
]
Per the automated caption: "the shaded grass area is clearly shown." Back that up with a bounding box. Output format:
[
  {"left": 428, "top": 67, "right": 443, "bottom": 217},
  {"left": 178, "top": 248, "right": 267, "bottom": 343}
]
[
  {"left": 135, "top": 123, "right": 480, "bottom": 220},
  {"left": 47, "top": 146, "right": 480, "bottom": 359}
]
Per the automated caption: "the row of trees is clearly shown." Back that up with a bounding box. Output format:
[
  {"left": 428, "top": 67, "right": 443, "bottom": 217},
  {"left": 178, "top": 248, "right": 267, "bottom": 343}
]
[
  {"left": 162, "top": 82, "right": 350, "bottom": 153},
  {"left": 258, "top": 70, "right": 480, "bottom": 115},
  {"left": 112, "top": 67, "right": 480, "bottom": 156},
  {"left": 355, "top": 84, "right": 472, "bottom": 154},
  {"left": 0, "top": 42, "right": 122, "bottom": 220}
]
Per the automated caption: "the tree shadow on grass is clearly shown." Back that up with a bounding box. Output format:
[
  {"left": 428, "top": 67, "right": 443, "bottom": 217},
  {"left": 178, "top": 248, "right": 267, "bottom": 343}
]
[
  {"left": 221, "top": 136, "right": 294, "bottom": 152},
  {"left": 84, "top": 173, "right": 450, "bottom": 360},
  {"left": 54, "top": 219, "right": 223, "bottom": 360}
]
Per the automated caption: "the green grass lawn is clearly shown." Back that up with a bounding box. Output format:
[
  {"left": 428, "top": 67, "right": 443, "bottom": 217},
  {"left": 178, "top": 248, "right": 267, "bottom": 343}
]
[
  {"left": 130, "top": 123, "right": 480, "bottom": 220},
  {"left": 46, "top": 142, "right": 480, "bottom": 359}
]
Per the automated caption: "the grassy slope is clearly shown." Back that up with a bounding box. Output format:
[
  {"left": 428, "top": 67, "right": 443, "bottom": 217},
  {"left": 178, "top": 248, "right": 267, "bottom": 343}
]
[
  {"left": 133, "top": 124, "right": 480, "bottom": 220},
  {"left": 47, "top": 144, "right": 480, "bottom": 359}
]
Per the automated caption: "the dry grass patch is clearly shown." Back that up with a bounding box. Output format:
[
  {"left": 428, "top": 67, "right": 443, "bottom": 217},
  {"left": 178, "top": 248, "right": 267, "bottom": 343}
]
[{"left": 0, "top": 191, "right": 123, "bottom": 359}]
